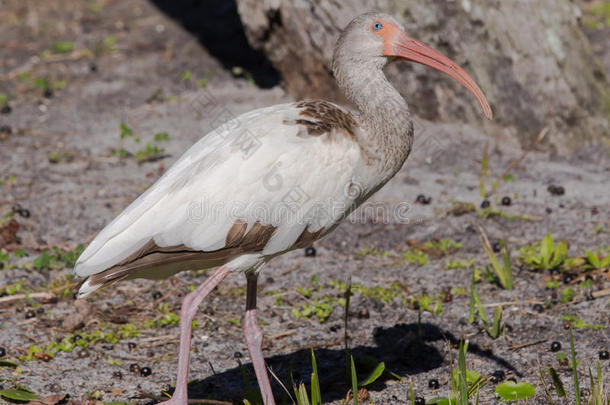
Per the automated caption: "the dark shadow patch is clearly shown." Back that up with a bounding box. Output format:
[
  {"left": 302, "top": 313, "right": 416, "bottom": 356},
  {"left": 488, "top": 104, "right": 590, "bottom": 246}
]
[
  {"left": 148, "top": 0, "right": 279, "bottom": 88},
  {"left": 155, "top": 322, "right": 520, "bottom": 403}
]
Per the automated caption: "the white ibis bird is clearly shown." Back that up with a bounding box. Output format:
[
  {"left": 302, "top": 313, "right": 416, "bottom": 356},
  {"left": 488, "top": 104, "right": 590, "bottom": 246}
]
[{"left": 74, "top": 12, "right": 492, "bottom": 405}]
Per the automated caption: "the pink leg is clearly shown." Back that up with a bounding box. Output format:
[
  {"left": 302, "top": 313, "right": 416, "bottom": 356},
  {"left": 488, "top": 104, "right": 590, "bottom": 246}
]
[
  {"left": 243, "top": 274, "right": 275, "bottom": 405},
  {"left": 163, "top": 265, "right": 231, "bottom": 405}
]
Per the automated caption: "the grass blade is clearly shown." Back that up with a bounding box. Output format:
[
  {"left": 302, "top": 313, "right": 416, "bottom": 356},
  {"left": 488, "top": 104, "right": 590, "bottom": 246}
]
[
  {"left": 489, "top": 306, "right": 503, "bottom": 338},
  {"left": 359, "top": 361, "right": 385, "bottom": 387},
  {"left": 549, "top": 367, "right": 566, "bottom": 397},
  {"left": 310, "top": 349, "right": 321, "bottom": 405},
  {"left": 409, "top": 379, "right": 415, "bottom": 405},
  {"left": 458, "top": 340, "right": 469, "bottom": 405},
  {"left": 569, "top": 328, "right": 580, "bottom": 405},
  {"left": 500, "top": 242, "right": 514, "bottom": 290},
  {"left": 350, "top": 355, "right": 358, "bottom": 405},
  {"left": 477, "top": 227, "right": 513, "bottom": 290},
  {"left": 0, "top": 389, "right": 38, "bottom": 402},
  {"left": 238, "top": 359, "right": 252, "bottom": 390},
  {"left": 584, "top": 250, "right": 600, "bottom": 268},
  {"left": 588, "top": 366, "right": 595, "bottom": 405},
  {"left": 472, "top": 288, "right": 488, "bottom": 325},
  {"left": 540, "top": 234, "right": 552, "bottom": 269},
  {"left": 469, "top": 273, "right": 477, "bottom": 323},
  {"left": 297, "top": 383, "right": 310, "bottom": 405},
  {"left": 537, "top": 361, "right": 556, "bottom": 405},
  {"left": 268, "top": 366, "right": 295, "bottom": 405}
]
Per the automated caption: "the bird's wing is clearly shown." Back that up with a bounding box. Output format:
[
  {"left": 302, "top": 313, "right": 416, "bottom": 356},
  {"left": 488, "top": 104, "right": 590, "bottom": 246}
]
[{"left": 75, "top": 101, "right": 367, "bottom": 282}]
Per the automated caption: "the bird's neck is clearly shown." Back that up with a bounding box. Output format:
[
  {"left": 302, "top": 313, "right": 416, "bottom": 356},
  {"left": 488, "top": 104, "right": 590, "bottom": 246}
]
[{"left": 335, "top": 61, "right": 414, "bottom": 177}]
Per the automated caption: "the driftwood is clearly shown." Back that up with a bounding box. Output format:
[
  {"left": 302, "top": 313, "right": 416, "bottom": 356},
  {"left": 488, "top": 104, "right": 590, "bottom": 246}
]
[{"left": 236, "top": 0, "right": 610, "bottom": 149}]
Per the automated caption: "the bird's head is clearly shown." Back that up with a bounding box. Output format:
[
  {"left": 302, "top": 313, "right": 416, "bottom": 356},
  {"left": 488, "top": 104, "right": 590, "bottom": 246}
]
[{"left": 333, "top": 12, "right": 493, "bottom": 120}]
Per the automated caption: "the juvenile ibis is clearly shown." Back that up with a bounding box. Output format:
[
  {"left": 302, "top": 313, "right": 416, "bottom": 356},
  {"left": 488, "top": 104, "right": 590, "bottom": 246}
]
[{"left": 74, "top": 12, "right": 492, "bottom": 404}]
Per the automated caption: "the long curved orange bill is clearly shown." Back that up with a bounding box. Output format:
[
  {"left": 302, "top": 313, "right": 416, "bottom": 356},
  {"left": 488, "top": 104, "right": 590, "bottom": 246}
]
[{"left": 384, "top": 32, "right": 493, "bottom": 120}]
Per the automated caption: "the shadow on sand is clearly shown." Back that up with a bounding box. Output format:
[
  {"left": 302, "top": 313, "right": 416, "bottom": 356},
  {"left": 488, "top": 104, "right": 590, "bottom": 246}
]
[{"left": 161, "top": 322, "right": 520, "bottom": 403}]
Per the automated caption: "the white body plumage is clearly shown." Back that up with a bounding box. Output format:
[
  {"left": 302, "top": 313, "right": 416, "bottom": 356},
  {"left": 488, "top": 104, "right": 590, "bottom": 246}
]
[{"left": 75, "top": 102, "right": 385, "bottom": 297}]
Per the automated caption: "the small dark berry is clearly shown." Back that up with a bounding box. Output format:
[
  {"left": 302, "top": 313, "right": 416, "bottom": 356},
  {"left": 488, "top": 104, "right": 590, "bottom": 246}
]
[
  {"left": 129, "top": 363, "right": 140, "bottom": 373},
  {"left": 599, "top": 350, "right": 609, "bottom": 360},
  {"left": 329, "top": 324, "right": 340, "bottom": 332},
  {"left": 533, "top": 304, "right": 544, "bottom": 313},
  {"left": 492, "top": 241, "right": 501, "bottom": 253},
  {"left": 358, "top": 308, "right": 370, "bottom": 319},
  {"left": 428, "top": 379, "right": 439, "bottom": 389},
  {"left": 546, "top": 207, "right": 553, "bottom": 214},
  {"left": 113, "top": 371, "right": 123, "bottom": 379},
  {"left": 90, "top": 64, "right": 98, "bottom": 72},
  {"left": 550, "top": 341, "right": 561, "bottom": 352},
  {"left": 563, "top": 274, "right": 573, "bottom": 284},
  {"left": 0, "top": 347, "right": 6, "bottom": 357},
  {"left": 152, "top": 291, "right": 162, "bottom": 300},
  {"left": 140, "top": 366, "right": 152, "bottom": 377},
  {"left": 233, "top": 351, "right": 243, "bottom": 359},
  {"left": 563, "top": 322, "right": 571, "bottom": 330},
  {"left": 304, "top": 246, "right": 316, "bottom": 257},
  {"left": 127, "top": 342, "right": 137, "bottom": 350},
  {"left": 266, "top": 277, "right": 274, "bottom": 283},
  {"left": 412, "top": 300, "right": 420, "bottom": 310},
  {"left": 18, "top": 209, "right": 30, "bottom": 218},
  {"left": 416, "top": 194, "right": 427, "bottom": 203},
  {"left": 490, "top": 375, "right": 500, "bottom": 384},
  {"left": 36, "top": 307, "right": 45, "bottom": 314},
  {"left": 501, "top": 196, "right": 511, "bottom": 206},
  {"left": 25, "top": 310, "right": 36, "bottom": 319},
  {"left": 41, "top": 353, "right": 51, "bottom": 362},
  {"left": 72, "top": 334, "right": 83, "bottom": 342},
  {"left": 1, "top": 105, "right": 11, "bottom": 114},
  {"left": 547, "top": 185, "right": 565, "bottom": 196},
  {"left": 43, "top": 89, "right": 54, "bottom": 99},
  {"left": 492, "top": 370, "right": 505, "bottom": 381},
  {"left": 480, "top": 200, "right": 490, "bottom": 209},
  {"left": 414, "top": 397, "right": 425, "bottom": 405}
]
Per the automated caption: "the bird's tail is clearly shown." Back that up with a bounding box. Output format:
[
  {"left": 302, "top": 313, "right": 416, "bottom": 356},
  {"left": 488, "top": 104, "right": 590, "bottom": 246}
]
[{"left": 72, "top": 272, "right": 128, "bottom": 299}]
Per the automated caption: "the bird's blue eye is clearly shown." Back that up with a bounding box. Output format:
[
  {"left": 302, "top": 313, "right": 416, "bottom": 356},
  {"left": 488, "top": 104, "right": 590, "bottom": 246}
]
[{"left": 373, "top": 22, "right": 383, "bottom": 31}]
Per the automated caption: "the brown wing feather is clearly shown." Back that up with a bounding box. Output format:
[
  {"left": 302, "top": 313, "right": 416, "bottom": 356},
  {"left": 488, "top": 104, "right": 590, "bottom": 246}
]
[
  {"left": 290, "top": 100, "right": 359, "bottom": 139},
  {"left": 79, "top": 220, "right": 313, "bottom": 294}
]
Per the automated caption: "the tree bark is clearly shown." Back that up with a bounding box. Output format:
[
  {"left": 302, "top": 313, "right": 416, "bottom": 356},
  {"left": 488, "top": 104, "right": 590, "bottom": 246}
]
[{"left": 236, "top": 0, "right": 610, "bottom": 148}]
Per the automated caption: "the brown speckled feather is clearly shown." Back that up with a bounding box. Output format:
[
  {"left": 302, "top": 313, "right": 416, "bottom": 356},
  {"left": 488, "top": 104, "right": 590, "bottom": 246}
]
[
  {"left": 80, "top": 221, "right": 325, "bottom": 293},
  {"left": 291, "top": 100, "right": 359, "bottom": 138}
]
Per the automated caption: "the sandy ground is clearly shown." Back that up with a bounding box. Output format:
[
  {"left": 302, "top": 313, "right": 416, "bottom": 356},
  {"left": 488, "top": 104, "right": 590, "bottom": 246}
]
[{"left": 0, "top": 0, "right": 609, "bottom": 404}]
